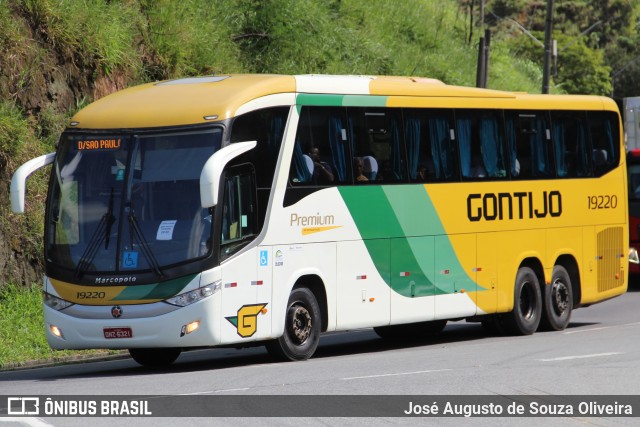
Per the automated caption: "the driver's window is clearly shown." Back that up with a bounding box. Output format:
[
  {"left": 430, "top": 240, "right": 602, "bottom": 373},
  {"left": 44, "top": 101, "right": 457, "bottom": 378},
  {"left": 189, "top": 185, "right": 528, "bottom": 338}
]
[{"left": 220, "top": 168, "right": 257, "bottom": 259}]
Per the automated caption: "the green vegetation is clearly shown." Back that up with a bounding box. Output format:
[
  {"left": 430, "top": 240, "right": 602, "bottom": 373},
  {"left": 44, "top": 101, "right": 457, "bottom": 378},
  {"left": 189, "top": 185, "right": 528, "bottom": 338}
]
[
  {"left": 0, "top": 284, "right": 119, "bottom": 369},
  {"left": 1, "top": 0, "right": 640, "bottom": 367}
]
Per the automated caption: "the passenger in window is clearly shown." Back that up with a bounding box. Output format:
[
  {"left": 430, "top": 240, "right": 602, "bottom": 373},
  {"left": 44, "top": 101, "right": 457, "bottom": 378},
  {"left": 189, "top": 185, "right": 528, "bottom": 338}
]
[
  {"left": 309, "top": 147, "right": 334, "bottom": 184},
  {"left": 353, "top": 157, "right": 369, "bottom": 182}
]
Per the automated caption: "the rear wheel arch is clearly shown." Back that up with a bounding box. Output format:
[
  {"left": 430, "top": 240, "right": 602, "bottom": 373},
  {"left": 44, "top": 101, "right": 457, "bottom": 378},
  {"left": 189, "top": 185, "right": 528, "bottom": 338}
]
[{"left": 518, "top": 257, "right": 545, "bottom": 302}]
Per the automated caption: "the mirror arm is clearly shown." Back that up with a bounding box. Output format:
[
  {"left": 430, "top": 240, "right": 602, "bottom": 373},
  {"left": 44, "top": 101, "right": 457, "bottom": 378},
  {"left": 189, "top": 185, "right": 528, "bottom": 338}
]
[
  {"left": 200, "top": 141, "right": 257, "bottom": 208},
  {"left": 11, "top": 152, "right": 56, "bottom": 213}
]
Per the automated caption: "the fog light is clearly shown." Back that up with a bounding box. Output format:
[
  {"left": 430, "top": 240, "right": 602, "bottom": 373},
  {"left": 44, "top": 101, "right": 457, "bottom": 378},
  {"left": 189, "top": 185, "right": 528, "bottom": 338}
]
[
  {"left": 186, "top": 321, "right": 200, "bottom": 334},
  {"left": 49, "top": 324, "right": 64, "bottom": 339}
]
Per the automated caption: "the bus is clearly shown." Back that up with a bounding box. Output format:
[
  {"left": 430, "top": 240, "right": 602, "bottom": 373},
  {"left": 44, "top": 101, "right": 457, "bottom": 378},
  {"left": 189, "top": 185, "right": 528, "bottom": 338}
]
[
  {"left": 11, "top": 74, "right": 628, "bottom": 367},
  {"left": 627, "top": 150, "right": 640, "bottom": 275}
]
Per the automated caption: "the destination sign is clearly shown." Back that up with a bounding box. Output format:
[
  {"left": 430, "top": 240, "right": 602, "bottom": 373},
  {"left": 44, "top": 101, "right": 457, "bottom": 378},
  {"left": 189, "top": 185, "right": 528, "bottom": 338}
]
[{"left": 77, "top": 138, "right": 121, "bottom": 151}]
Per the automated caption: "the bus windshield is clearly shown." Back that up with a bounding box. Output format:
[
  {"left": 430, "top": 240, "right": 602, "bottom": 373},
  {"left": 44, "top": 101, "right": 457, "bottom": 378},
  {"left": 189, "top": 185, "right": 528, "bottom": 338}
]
[{"left": 46, "top": 129, "right": 222, "bottom": 276}]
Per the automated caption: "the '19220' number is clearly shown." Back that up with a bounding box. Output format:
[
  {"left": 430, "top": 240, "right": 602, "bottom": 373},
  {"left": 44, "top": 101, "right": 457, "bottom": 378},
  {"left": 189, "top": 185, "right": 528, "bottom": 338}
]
[
  {"left": 587, "top": 195, "right": 618, "bottom": 210},
  {"left": 77, "top": 291, "right": 106, "bottom": 299}
]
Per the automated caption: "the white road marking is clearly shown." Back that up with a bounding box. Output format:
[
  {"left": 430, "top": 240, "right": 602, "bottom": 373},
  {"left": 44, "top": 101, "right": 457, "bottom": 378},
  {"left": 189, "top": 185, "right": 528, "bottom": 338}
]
[
  {"left": 537, "top": 352, "right": 623, "bottom": 362},
  {"left": 342, "top": 369, "right": 452, "bottom": 381}
]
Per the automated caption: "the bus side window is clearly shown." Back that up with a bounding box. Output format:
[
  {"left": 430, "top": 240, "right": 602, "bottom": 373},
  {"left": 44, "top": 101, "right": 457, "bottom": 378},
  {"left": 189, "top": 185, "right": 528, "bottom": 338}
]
[
  {"left": 551, "top": 111, "right": 591, "bottom": 178},
  {"left": 588, "top": 111, "right": 620, "bottom": 177},
  {"left": 456, "top": 110, "right": 506, "bottom": 180},
  {"left": 427, "top": 111, "right": 458, "bottom": 181},
  {"left": 220, "top": 167, "right": 257, "bottom": 260},
  {"left": 231, "top": 107, "right": 288, "bottom": 189},
  {"left": 348, "top": 107, "right": 406, "bottom": 183},
  {"left": 290, "top": 106, "right": 349, "bottom": 186},
  {"left": 404, "top": 114, "right": 430, "bottom": 182},
  {"left": 404, "top": 109, "right": 456, "bottom": 182},
  {"left": 507, "top": 111, "right": 554, "bottom": 179},
  {"left": 231, "top": 106, "right": 288, "bottom": 233}
]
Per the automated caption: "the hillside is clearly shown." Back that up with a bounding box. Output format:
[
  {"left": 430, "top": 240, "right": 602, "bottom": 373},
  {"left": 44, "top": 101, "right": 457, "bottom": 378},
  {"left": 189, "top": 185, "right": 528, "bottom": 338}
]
[{"left": 0, "top": 0, "right": 621, "bottom": 286}]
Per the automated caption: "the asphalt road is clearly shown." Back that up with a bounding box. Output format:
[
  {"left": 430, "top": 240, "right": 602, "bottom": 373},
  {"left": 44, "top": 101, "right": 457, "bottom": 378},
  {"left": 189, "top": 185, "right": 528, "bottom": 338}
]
[{"left": 1, "top": 281, "right": 639, "bottom": 427}]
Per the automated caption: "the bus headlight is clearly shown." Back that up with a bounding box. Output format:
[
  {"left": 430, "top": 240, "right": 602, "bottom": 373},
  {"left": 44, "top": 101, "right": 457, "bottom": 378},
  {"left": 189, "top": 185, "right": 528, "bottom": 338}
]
[
  {"left": 43, "top": 292, "right": 73, "bottom": 311},
  {"left": 630, "top": 247, "right": 640, "bottom": 264},
  {"left": 165, "top": 280, "right": 221, "bottom": 307}
]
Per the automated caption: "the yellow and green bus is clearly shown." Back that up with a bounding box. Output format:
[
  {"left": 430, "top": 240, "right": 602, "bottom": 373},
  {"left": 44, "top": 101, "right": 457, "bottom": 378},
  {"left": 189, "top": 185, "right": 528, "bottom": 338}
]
[{"left": 11, "top": 74, "right": 628, "bottom": 367}]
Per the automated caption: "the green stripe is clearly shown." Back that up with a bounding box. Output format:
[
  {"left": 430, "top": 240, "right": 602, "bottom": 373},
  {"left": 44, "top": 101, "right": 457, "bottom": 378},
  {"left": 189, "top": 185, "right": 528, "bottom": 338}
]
[
  {"left": 296, "top": 94, "right": 344, "bottom": 107},
  {"left": 339, "top": 185, "right": 483, "bottom": 297},
  {"left": 342, "top": 95, "right": 388, "bottom": 107},
  {"left": 296, "top": 94, "right": 388, "bottom": 108},
  {"left": 113, "top": 274, "right": 197, "bottom": 301}
]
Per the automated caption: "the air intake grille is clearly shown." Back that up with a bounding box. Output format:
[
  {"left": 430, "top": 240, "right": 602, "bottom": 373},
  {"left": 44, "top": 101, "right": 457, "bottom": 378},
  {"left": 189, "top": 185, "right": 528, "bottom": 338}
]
[{"left": 597, "top": 226, "right": 624, "bottom": 292}]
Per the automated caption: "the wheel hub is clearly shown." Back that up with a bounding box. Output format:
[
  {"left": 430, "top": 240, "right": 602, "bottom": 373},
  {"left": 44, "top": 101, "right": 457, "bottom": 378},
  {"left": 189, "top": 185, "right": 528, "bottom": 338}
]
[
  {"left": 552, "top": 280, "right": 569, "bottom": 315},
  {"left": 290, "top": 305, "right": 312, "bottom": 344}
]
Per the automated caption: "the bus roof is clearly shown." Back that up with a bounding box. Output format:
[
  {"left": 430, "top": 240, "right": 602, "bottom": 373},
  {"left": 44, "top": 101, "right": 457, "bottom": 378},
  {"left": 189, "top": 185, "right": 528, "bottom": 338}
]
[{"left": 69, "top": 74, "right": 618, "bottom": 129}]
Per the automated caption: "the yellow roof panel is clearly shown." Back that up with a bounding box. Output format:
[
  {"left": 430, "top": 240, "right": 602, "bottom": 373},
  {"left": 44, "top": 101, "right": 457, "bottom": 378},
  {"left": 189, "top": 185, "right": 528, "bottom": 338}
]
[
  {"left": 71, "top": 74, "right": 296, "bottom": 129},
  {"left": 70, "top": 74, "right": 619, "bottom": 130}
]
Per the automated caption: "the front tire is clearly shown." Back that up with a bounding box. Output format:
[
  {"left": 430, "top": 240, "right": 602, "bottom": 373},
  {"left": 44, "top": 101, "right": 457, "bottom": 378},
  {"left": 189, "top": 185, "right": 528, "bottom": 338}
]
[
  {"left": 266, "top": 287, "right": 321, "bottom": 361},
  {"left": 540, "top": 265, "right": 573, "bottom": 331},
  {"left": 503, "top": 267, "right": 542, "bottom": 335},
  {"left": 129, "top": 348, "right": 181, "bottom": 368}
]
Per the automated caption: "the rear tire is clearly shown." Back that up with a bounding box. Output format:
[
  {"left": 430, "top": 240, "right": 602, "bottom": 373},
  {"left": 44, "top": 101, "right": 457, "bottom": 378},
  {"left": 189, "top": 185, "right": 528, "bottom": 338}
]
[
  {"left": 540, "top": 265, "right": 573, "bottom": 331},
  {"left": 266, "top": 288, "right": 321, "bottom": 361},
  {"left": 129, "top": 348, "right": 181, "bottom": 368},
  {"left": 503, "top": 267, "right": 542, "bottom": 335}
]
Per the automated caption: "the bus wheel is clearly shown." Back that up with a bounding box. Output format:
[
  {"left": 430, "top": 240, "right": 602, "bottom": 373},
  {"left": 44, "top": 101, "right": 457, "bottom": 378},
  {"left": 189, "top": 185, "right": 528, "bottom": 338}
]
[
  {"left": 266, "top": 288, "right": 321, "bottom": 361},
  {"left": 503, "top": 267, "right": 542, "bottom": 335},
  {"left": 374, "top": 320, "right": 447, "bottom": 341},
  {"left": 540, "top": 265, "right": 573, "bottom": 331},
  {"left": 129, "top": 348, "right": 181, "bottom": 368}
]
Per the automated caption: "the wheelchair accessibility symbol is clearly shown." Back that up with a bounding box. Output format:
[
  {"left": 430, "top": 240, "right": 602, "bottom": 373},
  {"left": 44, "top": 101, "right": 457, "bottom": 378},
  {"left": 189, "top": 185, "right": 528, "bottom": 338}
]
[
  {"left": 122, "top": 251, "right": 139, "bottom": 269},
  {"left": 259, "top": 250, "right": 268, "bottom": 267}
]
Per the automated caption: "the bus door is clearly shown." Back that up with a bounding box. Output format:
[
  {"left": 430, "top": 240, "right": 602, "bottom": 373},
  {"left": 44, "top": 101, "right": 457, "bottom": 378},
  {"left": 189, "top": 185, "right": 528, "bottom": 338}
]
[{"left": 218, "top": 166, "right": 271, "bottom": 343}]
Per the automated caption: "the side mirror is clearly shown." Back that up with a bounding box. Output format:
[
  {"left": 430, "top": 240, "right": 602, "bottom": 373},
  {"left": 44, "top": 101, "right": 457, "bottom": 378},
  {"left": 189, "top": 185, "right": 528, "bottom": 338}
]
[
  {"left": 200, "top": 141, "right": 257, "bottom": 208},
  {"left": 11, "top": 152, "right": 56, "bottom": 214}
]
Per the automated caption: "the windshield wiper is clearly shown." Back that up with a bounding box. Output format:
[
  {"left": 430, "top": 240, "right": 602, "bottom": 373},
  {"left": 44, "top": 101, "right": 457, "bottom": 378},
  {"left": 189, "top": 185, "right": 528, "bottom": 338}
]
[
  {"left": 75, "top": 188, "right": 116, "bottom": 278},
  {"left": 128, "top": 211, "right": 164, "bottom": 279}
]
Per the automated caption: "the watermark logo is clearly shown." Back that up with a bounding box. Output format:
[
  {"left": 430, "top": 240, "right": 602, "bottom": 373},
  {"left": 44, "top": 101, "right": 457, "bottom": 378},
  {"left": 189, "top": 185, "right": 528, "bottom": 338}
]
[{"left": 7, "top": 397, "right": 40, "bottom": 415}]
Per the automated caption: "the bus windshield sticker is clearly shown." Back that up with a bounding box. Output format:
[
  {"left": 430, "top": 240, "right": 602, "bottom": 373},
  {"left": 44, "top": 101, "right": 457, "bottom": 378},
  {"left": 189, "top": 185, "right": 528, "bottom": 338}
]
[
  {"left": 122, "top": 251, "right": 139, "bottom": 269},
  {"left": 156, "top": 220, "right": 177, "bottom": 240}
]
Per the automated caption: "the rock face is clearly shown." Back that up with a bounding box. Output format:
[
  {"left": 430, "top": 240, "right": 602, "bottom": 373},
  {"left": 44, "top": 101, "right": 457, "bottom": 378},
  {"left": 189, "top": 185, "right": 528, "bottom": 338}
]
[{"left": 0, "top": 8, "right": 128, "bottom": 287}]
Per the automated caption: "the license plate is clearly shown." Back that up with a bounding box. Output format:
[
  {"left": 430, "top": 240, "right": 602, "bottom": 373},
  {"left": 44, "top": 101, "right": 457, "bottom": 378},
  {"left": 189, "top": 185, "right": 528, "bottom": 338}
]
[{"left": 104, "top": 327, "right": 133, "bottom": 339}]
